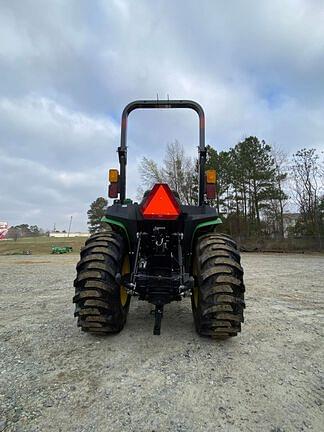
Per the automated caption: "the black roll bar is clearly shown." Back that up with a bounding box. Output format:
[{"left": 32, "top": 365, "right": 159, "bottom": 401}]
[{"left": 118, "top": 100, "right": 206, "bottom": 206}]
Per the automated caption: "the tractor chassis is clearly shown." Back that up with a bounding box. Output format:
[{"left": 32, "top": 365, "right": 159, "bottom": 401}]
[
  {"left": 73, "top": 100, "right": 245, "bottom": 338},
  {"left": 115, "top": 230, "right": 194, "bottom": 334}
]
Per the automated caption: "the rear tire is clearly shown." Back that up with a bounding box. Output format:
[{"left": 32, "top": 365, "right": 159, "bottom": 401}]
[
  {"left": 191, "top": 233, "right": 245, "bottom": 338},
  {"left": 73, "top": 231, "right": 131, "bottom": 334}
]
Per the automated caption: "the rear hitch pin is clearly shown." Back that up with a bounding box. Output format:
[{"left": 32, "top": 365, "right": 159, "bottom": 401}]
[{"left": 153, "top": 305, "right": 164, "bottom": 335}]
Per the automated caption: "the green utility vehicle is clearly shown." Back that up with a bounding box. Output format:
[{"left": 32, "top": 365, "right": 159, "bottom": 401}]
[{"left": 52, "top": 246, "right": 73, "bottom": 254}]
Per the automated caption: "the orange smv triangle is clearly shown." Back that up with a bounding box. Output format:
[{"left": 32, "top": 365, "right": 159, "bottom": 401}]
[{"left": 141, "top": 183, "right": 181, "bottom": 220}]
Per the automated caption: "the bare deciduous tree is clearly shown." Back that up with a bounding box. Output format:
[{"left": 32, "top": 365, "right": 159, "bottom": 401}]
[
  {"left": 138, "top": 141, "right": 198, "bottom": 204},
  {"left": 271, "top": 145, "right": 289, "bottom": 238},
  {"left": 290, "top": 148, "right": 321, "bottom": 235}
]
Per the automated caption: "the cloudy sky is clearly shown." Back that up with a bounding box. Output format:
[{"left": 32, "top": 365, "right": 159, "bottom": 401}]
[{"left": 1, "top": 0, "right": 324, "bottom": 231}]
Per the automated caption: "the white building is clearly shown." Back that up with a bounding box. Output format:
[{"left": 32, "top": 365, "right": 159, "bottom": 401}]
[
  {"left": 283, "top": 213, "right": 300, "bottom": 237},
  {"left": 49, "top": 232, "right": 89, "bottom": 238}
]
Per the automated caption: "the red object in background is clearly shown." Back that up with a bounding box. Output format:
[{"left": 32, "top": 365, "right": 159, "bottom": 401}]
[
  {"left": 0, "top": 222, "right": 8, "bottom": 240},
  {"left": 206, "top": 183, "right": 216, "bottom": 199},
  {"left": 141, "top": 184, "right": 181, "bottom": 220}
]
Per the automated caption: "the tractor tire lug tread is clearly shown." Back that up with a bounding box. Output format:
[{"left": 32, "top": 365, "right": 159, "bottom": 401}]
[
  {"left": 73, "top": 231, "right": 130, "bottom": 334},
  {"left": 192, "top": 233, "right": 245, "bottom": 339}
]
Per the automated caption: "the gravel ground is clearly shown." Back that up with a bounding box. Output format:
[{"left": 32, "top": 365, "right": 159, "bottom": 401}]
[{"left": 0, "top": 253, "right": 323, "bottom": 432}]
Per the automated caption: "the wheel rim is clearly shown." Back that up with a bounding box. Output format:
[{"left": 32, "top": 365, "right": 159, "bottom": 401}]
[
  {"left": 192, "top": 258, "right": 199, "bottom": 307},
  {"left": 120, "top": 255, "right": 129, "bottom": 307},
  {"left": 193, "top": 286, "right": 199, "bottom": 307}
]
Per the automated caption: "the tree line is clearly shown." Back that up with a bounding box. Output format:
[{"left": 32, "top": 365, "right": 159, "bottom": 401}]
[
  {"left": 6, "top": 224, "right": 44, "bottom": 240},
  {"left": 138, "top": 137, "right": 324, "bottom": 239}
]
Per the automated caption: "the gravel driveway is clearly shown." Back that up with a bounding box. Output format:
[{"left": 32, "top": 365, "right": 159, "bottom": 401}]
[{"left": 0, "top": 253, "right": 323, "bottom": 432}]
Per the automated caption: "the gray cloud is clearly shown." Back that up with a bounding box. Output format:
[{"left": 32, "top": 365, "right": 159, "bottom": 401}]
[{"left": 0, "top": 0, "right": 323, "bottom": 230}]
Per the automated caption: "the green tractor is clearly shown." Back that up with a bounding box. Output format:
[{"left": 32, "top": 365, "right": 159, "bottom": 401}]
[
  {"left": 73, "top": 100, "right": 245, "bottom": 337},
  {"left": 52, "top": 246, "right": 73, "bottom": 254}
]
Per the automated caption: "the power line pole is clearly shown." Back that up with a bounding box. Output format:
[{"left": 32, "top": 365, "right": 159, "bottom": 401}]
[{"left": 67, "top": 216, "right": 73, "bottom": 238}]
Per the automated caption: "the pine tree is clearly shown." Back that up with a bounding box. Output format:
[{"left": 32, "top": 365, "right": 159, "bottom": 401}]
[{"left": 87, "top": 197, "right": 108, "bottom": 233}]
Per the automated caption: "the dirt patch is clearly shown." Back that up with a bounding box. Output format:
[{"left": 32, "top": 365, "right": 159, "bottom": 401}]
[
  {"left": 16, "top": 260, "right": 52, "bottom": 265},
  {"left": 0, "top": 253, "right": 323, "bottom": 431}
]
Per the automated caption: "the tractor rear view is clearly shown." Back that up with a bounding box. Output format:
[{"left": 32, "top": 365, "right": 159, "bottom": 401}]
[{"left": 73, "top": 100, "right": 245, "bottom": 337}]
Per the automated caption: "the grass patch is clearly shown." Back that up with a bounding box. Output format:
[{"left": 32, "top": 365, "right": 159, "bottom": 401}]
[{"left": 0, "top": 236, "right": 88, "bottom": 256}]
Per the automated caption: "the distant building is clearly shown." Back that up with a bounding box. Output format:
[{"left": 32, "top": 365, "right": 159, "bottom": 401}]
[
  {"left": 49, "top": 232, "right": 89, "bottom": 238},
  {"left": 283, "top": 213, "right": 300, "bottom": 237},
  {"left": 0, "top": 222, "right": 9, "bottom": 240}
]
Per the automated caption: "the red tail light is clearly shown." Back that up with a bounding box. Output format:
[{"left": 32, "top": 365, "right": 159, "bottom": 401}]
[
  {"left": 206, "top": 183, "right": 216, "bottom": 199},
  {"left": 108, "top": 183, "right": 119, "bottom": 198},
  {"left": 141, "top": 184, "right": 181, "bottom": 220}
]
